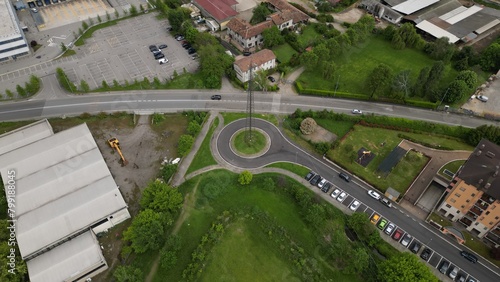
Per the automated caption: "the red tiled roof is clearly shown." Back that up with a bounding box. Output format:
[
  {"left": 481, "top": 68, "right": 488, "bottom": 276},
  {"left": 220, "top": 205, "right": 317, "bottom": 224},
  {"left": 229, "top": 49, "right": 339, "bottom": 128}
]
[
  {"left": 194, "top": 0, "right": 238, "bottom": 22},
  {"left": 266, "top": 0, "right": 309, "bottom": 23},
  {"left": 226, "top": 18, "right": 273, "bottom": 39},
  {"left": 234, "top": 49, "right": 276, "bottom": 73}
]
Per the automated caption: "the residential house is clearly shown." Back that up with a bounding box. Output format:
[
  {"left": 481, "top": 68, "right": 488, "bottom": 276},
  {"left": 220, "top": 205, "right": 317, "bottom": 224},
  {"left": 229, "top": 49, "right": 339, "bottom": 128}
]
[
  {"left": 234, "top": 49, "right": 277, "bottom": 83},
  {"left": 265, "top": 0, "right": 310, "bottom": 24},
  {"left": 437, "top": 139, "right": 500, "bottom": 246},
  {"left": 226, "top": 18, "right": 273, "bottom": 49},
  {"left": 194, "top": 0, "right": 238, "bottom": 30}
]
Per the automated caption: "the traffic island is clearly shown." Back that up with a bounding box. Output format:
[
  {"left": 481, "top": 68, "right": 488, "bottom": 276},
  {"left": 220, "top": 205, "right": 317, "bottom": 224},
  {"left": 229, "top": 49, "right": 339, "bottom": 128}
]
[{"left": 230, "top": 128, "right": 270, "bottom": 158}]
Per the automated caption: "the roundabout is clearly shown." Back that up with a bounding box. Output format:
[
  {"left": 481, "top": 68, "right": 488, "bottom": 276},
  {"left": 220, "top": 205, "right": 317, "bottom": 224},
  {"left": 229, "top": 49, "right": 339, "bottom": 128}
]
[{"left": 229, "top": 128, "right": 270, "bottom": 158}]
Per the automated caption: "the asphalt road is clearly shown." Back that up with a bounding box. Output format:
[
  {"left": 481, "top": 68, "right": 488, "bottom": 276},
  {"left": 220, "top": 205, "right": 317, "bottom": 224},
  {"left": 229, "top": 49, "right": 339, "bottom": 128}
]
[{"left": 217, "top": 118, "right": 500, "bottom": 282}]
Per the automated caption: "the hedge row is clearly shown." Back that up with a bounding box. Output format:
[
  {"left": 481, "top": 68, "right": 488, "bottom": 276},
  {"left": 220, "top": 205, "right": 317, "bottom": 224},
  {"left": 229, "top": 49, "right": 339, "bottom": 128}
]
[{"left": 397, "top": 134, "right": 455, "bottom": 150}]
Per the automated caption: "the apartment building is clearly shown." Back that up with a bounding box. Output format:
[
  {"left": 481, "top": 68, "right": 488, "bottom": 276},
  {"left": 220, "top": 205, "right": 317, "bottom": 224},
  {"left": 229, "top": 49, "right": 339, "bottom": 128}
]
[
  {"left": 0, "top": 0, "right": 30, "bottom": 62},
  {"left": 437, "top": 139, "right": 500, "bottom": 246}
]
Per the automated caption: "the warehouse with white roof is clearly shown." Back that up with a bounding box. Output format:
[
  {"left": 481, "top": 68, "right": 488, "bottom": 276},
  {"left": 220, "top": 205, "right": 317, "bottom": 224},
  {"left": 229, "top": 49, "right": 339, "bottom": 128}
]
[
  {"left": 0, "top": 0, "right": 30, "bottom": 62},
  {"left": 0, "top": 119, "right": 131, "bottom": 282}
]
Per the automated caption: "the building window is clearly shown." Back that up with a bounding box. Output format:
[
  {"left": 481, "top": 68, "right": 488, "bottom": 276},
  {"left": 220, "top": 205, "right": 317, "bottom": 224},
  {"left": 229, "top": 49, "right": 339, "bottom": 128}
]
[
  {"left": 455, "top": 193, "right": 461, "bottom": 197},
  {"left": 466, "top": 199, "right": 470, "bottom": 203},
  {"left": 471, "top": 193, "right": 476, "bottom": 197},
  {"left": 450, "top": 199, "right": 456, "bottom": 203},
  {"left": 495, "top": 216, "right": 499, "bottom": 220},
  {"left": 486, "top": 211, "right": 490, "bottom": 215},
  {"left": 459, "top": 187, "right": 466, "bottom": 192},
  {"left": 461, "top": 205, "right": 465, "bottom": 208},
  {"left": 475, "top": 222, "right": 479, "bottom": 226},
  {"left": 446, "top": 204, "right": 451, "bottom": 208},
  {"left": 456, "top": 210, "right": 460, "bottom": 213},
  {"left": 484, "top": 227, "right": 488, "bottom": 230},
  {"left": 489, "top": 222, "right": 493, "bottom": 225}
]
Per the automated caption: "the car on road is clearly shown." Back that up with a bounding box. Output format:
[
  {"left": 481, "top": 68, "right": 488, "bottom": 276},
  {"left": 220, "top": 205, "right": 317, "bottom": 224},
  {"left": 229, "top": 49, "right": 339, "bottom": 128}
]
[
  {"left": 410, "top": 241, "right": 421, "bottom": 253},
  {"left": 317, "top": 178, "right": 327, "bottom": 189},
  {"left": 420, "top": 248, "right": 432, "bottom": 261},
  {"left": 449, "top": 266, "right": 458, "bottom": 279},
  {"left": 331, "top": 189, "right": 341, "bottom": 199},
  {"left": 477, "top": 95, "right": 488, "bottom": 102},
  {"left": 384, "top": 223, "right": 395, "bottom": 235},
  {"left": 392, "top": 228, "right": 403, "bottom": 241},
  {"left": 349, "top": 200, "right": 360, "bottom": 211},
  {"left": 210, "top": 95, "right": 221, "bottom": 100},
  {"left": 368, "top": 190, "right": 381, "bottom": 200},
  {"left": 460, "top": 250, "right": 478, "bottom": 263},
  {"left": 268, "top": 76, "right": 275, "bottom": 82},
  {"left": 377, "top": 218, "right": 388, "bottom": 230},
  {"left": 439, "top": 260, "right": 450, "bottom": 274},
  {"left": 351, "top": 109, "right": 362, "bottom": 114},
  {"left": 380, "top": 198, "right": 392, "bottom": 207},
  {"left": 321, "top": 182, "right": 332, "bottom": 193},
  {"left": 310, "top": 174, "right": 321, "bottom": 186},
  {"left": 339, "top": 172, "right": 350, "bottom": 182},
  {"left": 400, "top": 233, "right": 412, "bottom": 247},
  {"left": 158, "top": 44, "right": 168, "bottom": 49},
  {"left": 305, "top": 171, "right": 315, "bottom": 181},
  {"left": 337, "top": 192, "right": 347, "bottom": 202},
  {"left": 370, "top": 214, "right": 380, "bottom": 224}
]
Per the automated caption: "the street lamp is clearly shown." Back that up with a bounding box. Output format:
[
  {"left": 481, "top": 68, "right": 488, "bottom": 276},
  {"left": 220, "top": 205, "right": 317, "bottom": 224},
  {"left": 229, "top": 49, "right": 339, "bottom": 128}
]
[{"left": 438, "top": 88, "right": 450, "bottom": 110}]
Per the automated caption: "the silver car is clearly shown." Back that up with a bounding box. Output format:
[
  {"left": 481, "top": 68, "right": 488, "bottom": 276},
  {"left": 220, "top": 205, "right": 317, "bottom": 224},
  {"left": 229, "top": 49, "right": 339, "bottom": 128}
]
[
  {"left": 337, "top": 192, "right": 347, "bottom": 202},
  {"left": 385, "top": 223, "right": 395, "bottom": 235},
  {"left": 331, "top": 189, "right": 341, "bottom": 199},
  {"left": 349, "top": 200, "right": 360, "bottom": 211}
]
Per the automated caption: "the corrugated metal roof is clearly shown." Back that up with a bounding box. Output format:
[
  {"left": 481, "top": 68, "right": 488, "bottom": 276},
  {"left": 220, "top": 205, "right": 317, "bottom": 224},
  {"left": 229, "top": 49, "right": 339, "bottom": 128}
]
[
  {"left": 445, "top": 5, "right": 482, "bottom": 24},
  {"left": 416, "top": 20, "right": 460, "bottom": 43},
  {"left": 476, "top": 19, "right": 500, "bottom": 34},
  {"left": 0, "top": 119, "right": 53, "bottom": 156},
  {"left": 392, "top": 0, "right": 439, "bottom": 15}
]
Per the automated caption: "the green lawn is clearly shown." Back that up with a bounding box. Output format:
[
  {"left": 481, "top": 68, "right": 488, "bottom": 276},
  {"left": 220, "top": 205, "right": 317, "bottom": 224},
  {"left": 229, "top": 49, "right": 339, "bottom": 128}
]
[
  {"left": 186, "top": 116, "right": 219, "bottom": 174},
  {"left": 428, "top": 212, "right": 452, "bottom": 227},
  {"left": 402, "top": 132, "right": 474, "bottom": 151},
  {"left": 327, "top": 125, "right": 430, "bottom": 194},
  {"left": 272, "top": 43, "right": 297, "bottom": 64},
  {"left": 201, "top": 219, "right": 301, "bottom": 282},
  {"left": 265, "top": 162, "right": 310, "bottom": 177},
  {"left": 297, "top": 35, "right": 459, "bottom": 96},
  {"left": 315, "top": 119, "right": 355, "bottom": 139},
  {"left": 439, "top": 160, "right": 466, "bottom": 180},
  {"left": 300, "top": 25, "right": 321, "bottom": 45},
  {"left": 232, "top": 130, "right": 267, "bottom": 155},
  {"left": 221, "top": 112, "right": 278, "bottom": 126},
  {"left": 165, "top": 72, "right": 206, "bottom": 89}
]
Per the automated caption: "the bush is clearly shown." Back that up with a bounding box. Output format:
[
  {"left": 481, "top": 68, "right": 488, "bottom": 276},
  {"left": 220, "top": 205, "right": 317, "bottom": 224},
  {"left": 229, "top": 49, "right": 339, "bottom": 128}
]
[
  {"left": 238, "top": 170, "right": 253, "bottom": 185},
  {"left": 152, "top": 113, "right": 166, "bottom": 124},
  {"left": 161, "top": 164, "right": 178, "bottom": 182},
  {"left": 56, "top": 68, "right": 77, "bottom": 93},
  {"left": 177, "top": 134, "right": 194, "bottom": 156}
]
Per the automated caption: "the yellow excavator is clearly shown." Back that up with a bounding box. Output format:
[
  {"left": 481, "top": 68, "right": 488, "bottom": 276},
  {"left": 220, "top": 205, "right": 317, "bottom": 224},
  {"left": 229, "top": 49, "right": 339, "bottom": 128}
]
[{"left": 108, "top": 138, "right": 129, "bottom": 166}]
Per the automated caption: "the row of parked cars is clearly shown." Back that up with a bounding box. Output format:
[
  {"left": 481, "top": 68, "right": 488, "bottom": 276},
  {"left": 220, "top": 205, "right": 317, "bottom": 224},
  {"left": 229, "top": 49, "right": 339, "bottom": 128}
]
[
  {"left": 148, "top": 44, "right": 168, "bottom": 64},
  {"left": 305, "top": 171, "right": 333, "bottom": 194},
  {"left": 174, "top": 34, "right": 197, "bottom": 57}
]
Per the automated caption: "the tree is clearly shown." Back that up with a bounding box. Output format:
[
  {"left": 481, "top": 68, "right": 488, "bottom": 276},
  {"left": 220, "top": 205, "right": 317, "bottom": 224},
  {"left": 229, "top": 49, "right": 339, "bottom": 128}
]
[
  {"left": 444, "top": 80, "right": 468, "bottom": 104},
  {"left": 262, "top": 26, "right": 284, "bottom": 48},
  {"left": 106, "top": 11, "right": 111, "bottom": 21},
  {"left": 187, "top": 120, "right": 201, "bottom": 136},
  {"left": 140, "top": 180, "right": 183, "bottom": 213},
  {"left": 113, "top": 265, "right": 143, "bottom": 282},
  {"left": 168, "top": 9, "right": 189, "bottom": 31},
  {"left": 305, "top": 203, "right": 326, "bottom": 226},
  {"left": 30, "top": 40, "right": 38, "bottom": 47},
  {"left": 345, "top": 247, "right": 370, "bottom": 274},
  {"left": 97, "top": 14, "right": 102, "bottom": 23},
  {"left": 480, "top": 42, "right": 500, "bottom": 72},
  {"left": 60, "top": 42, "right": 67, "bottom": 52},
  {"left": 392, "top": 70, "right": 412, "bottom": 98},
  {"left": 412, "top": 66, "right": 430, "bottom": 97},
  {"left": 79, "top": 80, "right": 90, "bottom": 92},
  {"left": 391, "top": 32, "right": 405, "bottom": 50},
  {"left": 16, "top": 85, "right": 26, "bottom": 97},
  {"left": 129, "top": 4, "right": 138, "bottom": 16},
  {"left": 378, "top": 252, "right": 438, "bottom": 282},
  {"left": 123, "top": 209, "right": 165, "bottom": 253},
  {"left": 6, "top": 89, "right": 14, "bottom": 99},
  {"left": 455, "top": 70, "right": 477, "bottom": 89},
  {"left": 82, "top": 21, "right": 88, "bottom": 30},
  {"left": 250, "top": 3, "right": 272, "bottom": 24},
  {"left": 300, "top": 51, "right": 319, "bottom": 70},
  {"left": 425, "top": 37, "right": 454, "bottom": 61},
  {"left": 160, "top": 250, "right": 177, "bottom": 270},
  {"left": 253, "top": 70, "right": 269, "bottom": 91},
  {"left": 366, "top": 63, "right": 392, "bottom": 98},
  {"left": 322, "top": 61, "right": 336, "bottom": 80},
  {"left": 185, "top": 26, "right": 199, "bottom": 43},
  {"left": 238, "top": 170, "right": 253, "bottom": 185},
  {"left": 466, "top": 125, "right": 500, "bottom": 146},
  {"left": 177, "top": 134, "right": 194, "bottom": 156},
  {"left": 114, "top": 9, "right": 119, "bottom": 19},
  {"left": 425, "top": 61, "right": 445, "bottom": 96},
  {"left": 398, "top": 23, "right": 420, "bottom": 48}
]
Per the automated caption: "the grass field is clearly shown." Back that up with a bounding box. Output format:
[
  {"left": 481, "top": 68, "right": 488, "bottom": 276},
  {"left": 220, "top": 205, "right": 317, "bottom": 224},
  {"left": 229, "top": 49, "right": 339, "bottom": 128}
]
[
  {"left": 300, "top": 25, "right": 321, "bottom": 45},
  {"left": 439, "top": 160, "right": 466, "bottom": 180},
  {"left": 315, "top": 119, "right": 355, "bottom": 139},
  {"left": 402, "top": 132, "right": 474, "bottom": 151},
  {"left": 297, "top": 35, "right": 459, "bottom": 96},
  {"left": 232, "top": 130, "right": 267, "bottom": 155},
  {"left": 221, "top": 112, "right": 278, "bottom": 126},
  {"left": 272, "top": 43, "right": 297, "bottom": 64},
  {"left": 186, "top": 116, "right": 219, "bottom": 174},
  {"left": 327, "top": 125, "right": 430, "bottom": 194},
  {"left": 265, "top": 162, "right": 310, "bottom": 177}
]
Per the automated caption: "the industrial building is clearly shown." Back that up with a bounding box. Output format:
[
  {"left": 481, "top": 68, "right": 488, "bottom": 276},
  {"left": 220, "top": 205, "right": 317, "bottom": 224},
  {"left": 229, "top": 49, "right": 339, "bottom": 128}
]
[
  {"left": 0, "top": 119, "right": 131, "bottom": 282},
  {"left": 0, "top": 0, "right": 30, "bottom": 62}
]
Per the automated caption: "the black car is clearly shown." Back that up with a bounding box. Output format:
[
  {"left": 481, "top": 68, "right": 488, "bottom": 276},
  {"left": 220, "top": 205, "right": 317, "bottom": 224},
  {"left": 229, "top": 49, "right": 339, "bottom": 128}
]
[
  {"left": 36, "top": 0, "right": 43, "bottom": 6},
  {"left": 149, "top": 45, "right": 158, "bottom": 52},
  {"left": 44, "top": 0, "right": 51, "bottom": 5},
  {"left": 268, "top": 76, "right": 275, "bottom": 82},
  {"left": 309, "top": 174, "right": 321, "bottom": 186},
  {"left": 187, "top": 48, "right": 196, "bottom": 55},
  {"left": 210, "top": 95, "right": 221, "bottom": 100},
  {"left": 158, "top": 44, "right": 168, "bottom": 49},
  {"left": 420, "top": 248, "right": 432, "bottom": 261},
  {"left": 182, "top": 43, "right": 191, "bottom": 49},
  {"left": 339, "top": 172, "right": 350, "bottom": 182},
  {"left": 410, "top": 241, "right": 421, "bottom": 253},
  {"left": 460, "top": 251, "right": 478, "bottom": 263},
  {"left": 154, "top": 53, "right": 164, "bottom": 59},
  {"left": 243, "top": 51, "right": 251, "bottom": 56},
  {"left": 321, "top": 182, "right": 332, "bottom": 193},
  {"left": 305, "top": 171, "right": 315, "bottom": 181}
]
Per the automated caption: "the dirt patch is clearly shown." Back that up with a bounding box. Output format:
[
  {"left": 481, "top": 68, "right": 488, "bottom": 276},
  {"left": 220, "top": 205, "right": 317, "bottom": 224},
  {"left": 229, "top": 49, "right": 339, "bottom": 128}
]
[
  {"left": 331, "top": 8, "right": 366, "bottom": 23},
  {"left": 301, "top": 125, "right": 337, "bottom": 143}
]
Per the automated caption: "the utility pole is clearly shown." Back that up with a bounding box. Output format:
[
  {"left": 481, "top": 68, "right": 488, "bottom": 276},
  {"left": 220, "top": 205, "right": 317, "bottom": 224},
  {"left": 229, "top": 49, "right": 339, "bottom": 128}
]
[
  {"left": 245, "top": 62, "right": 255, "bottom": 143},
  {"left": 438, "top": 87, "right": 450, "bottom": 110}
]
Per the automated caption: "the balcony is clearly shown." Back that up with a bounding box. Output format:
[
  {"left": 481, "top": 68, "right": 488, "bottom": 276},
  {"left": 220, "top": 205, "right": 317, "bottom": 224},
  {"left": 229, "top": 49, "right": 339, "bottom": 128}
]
[
  {"left": 480, "top": 194, "right": 495, "bottom": 204},
  {"left": 465, "top": 211, "right": 478, "bottom": 220},
  {"left": 459, "top": 217, "right": 473, "bottom": 227},
  {"left": 469, "top": 205, "right": 483, "bottom": 216},
  {"left": 485, "top": 232, "right": 500, "bottom": 245}
]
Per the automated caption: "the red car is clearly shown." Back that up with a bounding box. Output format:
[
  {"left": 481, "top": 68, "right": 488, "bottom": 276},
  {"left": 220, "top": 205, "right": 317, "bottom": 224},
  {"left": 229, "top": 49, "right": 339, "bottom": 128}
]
[{"left": 392, "top": 228, "right": 404, "bottom": 241}]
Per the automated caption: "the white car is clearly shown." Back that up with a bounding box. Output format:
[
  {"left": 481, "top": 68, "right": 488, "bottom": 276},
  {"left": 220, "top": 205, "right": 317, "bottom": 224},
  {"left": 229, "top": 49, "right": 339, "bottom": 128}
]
[
  {"left": 384, "top": 223, "right": 395, "bottom": 235},
  {"left": 368, "top": 190, "right": 381, "bottom": 200},
  {"left": 31, "top": 8, "right": 38, "bottom": 13},
  {"left": 352, "top": 109, "right": 363, "bottom": 114},
  {"left": 158, "top": 58, "right": 168, "bottom": 64},
  {"left": 317, "top": 178, "right": 327, "bottom": 189},
  {"left": 337, "top": 192, "right": 347, "bottom": 202},
  {"left": 349, "top": 200, "right": 360, "bottom": 211},
  {"left": 477, "top": 95, "right": 488, "bottom": 102},
  {"left": 331, "top": 189, "right": 341, "bottom": 199}
]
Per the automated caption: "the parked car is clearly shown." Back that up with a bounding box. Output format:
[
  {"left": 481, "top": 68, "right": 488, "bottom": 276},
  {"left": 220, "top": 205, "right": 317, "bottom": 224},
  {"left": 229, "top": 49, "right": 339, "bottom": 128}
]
[
  {"left": 187, "top": 48, "right": 197, "bottom": 55},
  {"left": 158, "top": 44, "right": 168, "bottom": 49},
  {"left": 377, "top": 218, "right": 388, "bottom": 230},
  {"left": 368, "top": 190, "right": 381, "bottom": 200},
  {"left": 149, "top": 45, "right": 158, "bottom": 52},
  {"left": 410, "top": 241, "right": 421, "bottom": 253},
  {"left": 268, "top": 76, "right": 275, "bottom": 82},
  {"left": 352, "top": 109, "right": 362, "bottom": 114},
  {"left": 305, "top": 171, "right": 316, "bottom": 181},
  {"left": 36, "top": 0, "right": 44, "bottom": 6},
  {"left": 243, "top": 51, "right": 251, "bottom": 56},
  {"left": 158, "top": 58, "right": 168, "bottom": 64},
  {"left": 384, "top": 223, "right": 395, "bottom": 235},
  {"left": 321, "top": 182, "right": 332, "bottom": 193},
  {"left": 477, "top": 95, "right": 488, "bottom": 102},
  {"left": 31, "top": 8, "right": 38, "bottom": 12},
  {"left": 420, "top": 248, "right": 432, "bottom": 261},
  {"left": 154, "top": 53, "right": 164, "bottom": 60},
  {"left": 176, "top": 35, "right": 185, "bottom": 41},
  {"left": 370, "top": 214, "right": 380, "bottom": 224},
  {"left": 339, "top": 172, "right": 350, "bottom": 182},
  {"left": 400, "top": 233, "right": 412, "bottom": 247},
  {"left": 317, "top": 178, "right": 327, "bottom": 189},
  {"left": 152, "top": 50, "right": 162, "bottom": 55},
  {"left": 310, "top": 174, "right": 321, "bottom": 186},
  {"left": 460, "top": 250, "right": 478, "bottom": 263},
  {"left": 456, "top": 274, "right": 466, "bottom": 282},
  {"left": 337, "top": 192, "right": 347, "bottom": 202},
  {"left": 439, "top": 260, "right": 450, "bottom": 274},
  {"left": 349, "top": 200, "right": 360, "bottom": 211},
  {"left": 392, "top": 228, "right": 403, "bottom": 241},
  {"left": 210, "top": 95, "right": 221, "bottom": 100},
  {"left": 331, "top": 189, "right": 341, "bottom": 199},
  {"left": 449, "top": 266, "right": 458, "bottom": 279},
  {"left": 380, "top": 198, "right": 392, "bottom": 207},
  {"left": 182, "top": 43, "right": 192, "bottom": 49}
]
